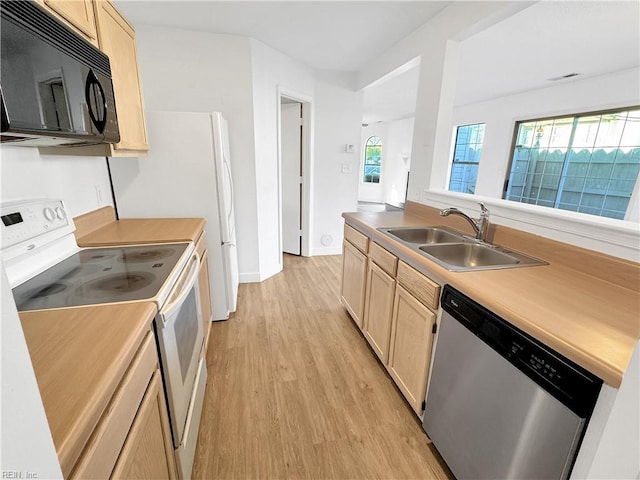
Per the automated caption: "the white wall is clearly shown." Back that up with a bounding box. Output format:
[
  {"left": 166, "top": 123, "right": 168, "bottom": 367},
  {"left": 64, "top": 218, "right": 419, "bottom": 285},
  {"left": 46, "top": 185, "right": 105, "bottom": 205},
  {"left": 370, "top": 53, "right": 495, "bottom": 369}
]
[
  {"left": 585, "top": 340, "right": 640, "bottom": 479},
  {"left": 1, "top": 265, "right": 63, "bottom": 478},
  {"left": 132, "top": 25, "right": 261, "bottom": 281},
  {"left": 249, "top": 39, "right": 315, "bottom": 278},
  {"left": 0, "top": 147, "right": 113, "bottom": 216},
  {"left": 132, "top": 25, "right": 364, "bottom": 275},
  {"left": 572, "top": 340, "right": 640, "bottom": 479},
  {"left": 313, "top": 76, "right": 363, "bottom": 255}
]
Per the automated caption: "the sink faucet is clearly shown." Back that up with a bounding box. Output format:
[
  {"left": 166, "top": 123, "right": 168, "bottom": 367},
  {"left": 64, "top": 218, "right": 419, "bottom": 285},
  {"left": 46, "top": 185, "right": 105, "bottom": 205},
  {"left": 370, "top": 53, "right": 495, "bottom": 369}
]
[{"left": 440, "top": 202, "right": 490, "bottom": 242}]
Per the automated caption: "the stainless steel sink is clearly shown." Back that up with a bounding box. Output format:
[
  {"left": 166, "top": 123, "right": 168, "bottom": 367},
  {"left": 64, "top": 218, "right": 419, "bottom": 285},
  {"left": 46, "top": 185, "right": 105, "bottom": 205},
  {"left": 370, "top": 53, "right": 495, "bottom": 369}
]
[
  {"left": 419, "top": 243, "right": 517, "bottom": 267},
  {"left": 418, "top": 243, "right": 546, "bottom": 271},
  {"left": 378, "top": 225, "right": 547, "bottom": 271},
  {"left": 379, "top": 226, "right": 466, "bottom": 245}
]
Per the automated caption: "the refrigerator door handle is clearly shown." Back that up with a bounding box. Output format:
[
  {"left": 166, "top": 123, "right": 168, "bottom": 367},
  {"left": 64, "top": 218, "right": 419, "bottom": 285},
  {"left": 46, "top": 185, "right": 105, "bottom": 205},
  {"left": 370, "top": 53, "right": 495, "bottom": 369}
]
[{"left": 223, "top": 158, "right": 234, "bottom": 220}]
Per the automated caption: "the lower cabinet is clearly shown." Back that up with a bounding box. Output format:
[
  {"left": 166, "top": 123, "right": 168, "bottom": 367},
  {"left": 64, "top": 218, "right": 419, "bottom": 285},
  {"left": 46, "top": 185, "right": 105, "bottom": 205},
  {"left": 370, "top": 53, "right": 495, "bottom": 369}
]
[
  {"left": 388, "top": 285, "right": 437, "bottom": 415},
  {"left": 112, "top": 370, "right": 177, "bottom": 479},
  {"left": 342, "top": 226, "right": 441, "bottom": 418},
  {"left": 363, "top": 261, "right": 396, "bottom": 363},
  {"left": 70, "top": 332, "right": 177, "bottom": 479},
  {"left": 341, "top": 239, "right": 368, "bottom": 329}
]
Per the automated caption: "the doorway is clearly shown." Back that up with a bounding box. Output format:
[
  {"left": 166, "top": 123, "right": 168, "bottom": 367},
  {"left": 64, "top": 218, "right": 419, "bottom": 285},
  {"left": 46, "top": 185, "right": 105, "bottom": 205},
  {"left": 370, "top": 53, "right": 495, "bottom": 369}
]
[
  {"left": 277, "top": 89, "right": 312, "bottom": 266},
  {"left": 281, "top": 100, "right": 302, "bottom": 255},
  {"left": 359, "top": 57, "right": 420, "bottom": 209}
]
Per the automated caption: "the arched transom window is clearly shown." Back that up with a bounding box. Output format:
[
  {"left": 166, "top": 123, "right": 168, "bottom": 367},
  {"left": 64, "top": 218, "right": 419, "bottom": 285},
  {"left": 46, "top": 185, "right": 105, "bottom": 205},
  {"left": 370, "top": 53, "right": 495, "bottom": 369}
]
[{"left": 363, "top": 136, "right": 382, "bottom": 183}]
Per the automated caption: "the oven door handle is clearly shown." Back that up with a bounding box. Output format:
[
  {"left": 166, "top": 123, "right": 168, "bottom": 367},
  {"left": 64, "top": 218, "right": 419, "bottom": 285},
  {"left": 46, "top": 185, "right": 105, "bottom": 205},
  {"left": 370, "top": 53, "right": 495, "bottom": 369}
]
[{"left": 161, "top": 253, "right": 200, "bottom": 322}]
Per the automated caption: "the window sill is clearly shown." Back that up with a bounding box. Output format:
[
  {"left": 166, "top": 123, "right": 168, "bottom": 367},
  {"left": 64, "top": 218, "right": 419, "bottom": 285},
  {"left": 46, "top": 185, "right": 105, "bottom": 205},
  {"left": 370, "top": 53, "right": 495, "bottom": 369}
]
[{"left": 421, "top": 190, "right": 640, "bottom": 262}]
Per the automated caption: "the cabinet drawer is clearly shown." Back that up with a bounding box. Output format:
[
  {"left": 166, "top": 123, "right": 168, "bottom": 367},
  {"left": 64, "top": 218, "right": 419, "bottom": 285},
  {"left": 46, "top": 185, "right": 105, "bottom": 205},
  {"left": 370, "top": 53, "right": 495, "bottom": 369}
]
[
  {"left": 344, "top": 224, "right": 369, "bottom": 253},
  {"left": 369, "top": 242, "right": 398, "bottom": 277},
  {"left": 396, "top": 261, "right": 440, "bottom": 311},
  {"left": 70, "top": 332, "right": 157, "bottom": 478}
]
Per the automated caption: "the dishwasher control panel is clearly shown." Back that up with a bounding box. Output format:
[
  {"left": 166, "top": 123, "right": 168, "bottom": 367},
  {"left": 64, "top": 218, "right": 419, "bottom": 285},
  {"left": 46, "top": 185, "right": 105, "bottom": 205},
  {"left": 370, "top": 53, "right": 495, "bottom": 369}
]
[{"left": 441, "top": 285, "right": 603, "bottom": 418}]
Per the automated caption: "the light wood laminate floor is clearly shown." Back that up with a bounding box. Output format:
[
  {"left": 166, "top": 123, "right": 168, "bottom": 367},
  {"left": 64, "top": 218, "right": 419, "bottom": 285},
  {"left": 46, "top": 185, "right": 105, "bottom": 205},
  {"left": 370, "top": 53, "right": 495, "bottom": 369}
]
[{"left": 192, "top": 254, "right": 452, "bottom": 479}]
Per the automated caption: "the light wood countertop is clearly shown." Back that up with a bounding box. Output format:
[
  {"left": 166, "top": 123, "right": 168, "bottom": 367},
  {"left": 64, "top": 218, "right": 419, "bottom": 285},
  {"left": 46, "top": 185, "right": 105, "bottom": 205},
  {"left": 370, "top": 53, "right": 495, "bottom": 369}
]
[
  {"left": 76, "top": 217, "right": 205, "bottom": 246},
  {"left": 19, "top": 302, "right": 157, "bottom": 477},
  {"left": 343, "top": 203, "right": 640, "bottom": 388}
]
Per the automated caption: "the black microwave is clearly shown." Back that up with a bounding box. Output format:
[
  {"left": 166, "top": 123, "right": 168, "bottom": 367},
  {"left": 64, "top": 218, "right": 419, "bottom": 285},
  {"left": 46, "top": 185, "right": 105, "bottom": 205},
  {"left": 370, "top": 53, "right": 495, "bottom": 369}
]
[{"left": 0, "top": 1, "right": 120, "bottom": 146}]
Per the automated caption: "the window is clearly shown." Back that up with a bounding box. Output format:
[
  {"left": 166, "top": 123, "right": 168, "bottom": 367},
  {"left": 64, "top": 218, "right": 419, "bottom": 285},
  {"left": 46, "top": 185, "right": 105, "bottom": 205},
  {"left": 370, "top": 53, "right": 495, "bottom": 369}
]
[
  {"left": 505, "top": 108, "right": 640, "bottom": 219},
  {"left": 363, "top": 136, "right": 382, "bottom": 183},
  {"left": 448, "top": 123, "right": 485, "bottom": 194}
]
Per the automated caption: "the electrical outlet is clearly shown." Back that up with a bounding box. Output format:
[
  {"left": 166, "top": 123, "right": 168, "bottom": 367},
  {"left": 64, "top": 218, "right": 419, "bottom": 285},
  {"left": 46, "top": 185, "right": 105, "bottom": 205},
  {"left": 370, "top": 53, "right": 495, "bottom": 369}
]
[{"left": 341, "top": 163, "right": 352, "bottom": 174}]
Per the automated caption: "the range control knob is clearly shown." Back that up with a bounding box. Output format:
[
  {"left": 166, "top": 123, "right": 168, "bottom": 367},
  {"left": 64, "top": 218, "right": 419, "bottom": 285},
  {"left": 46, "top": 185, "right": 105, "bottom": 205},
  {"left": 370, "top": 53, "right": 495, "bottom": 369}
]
[
  {"left": 55, "top": 207, "right": 66, "bottom": 220},
  {"left": 43, "top": 208, "right": 55, "bottom": 221}
]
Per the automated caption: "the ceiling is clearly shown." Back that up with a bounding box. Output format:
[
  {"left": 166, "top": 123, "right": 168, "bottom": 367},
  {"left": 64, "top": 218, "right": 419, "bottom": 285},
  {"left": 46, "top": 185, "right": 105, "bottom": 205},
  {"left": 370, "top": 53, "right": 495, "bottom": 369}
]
[
  {"left": 362, "top": 0, "right": 639, "bottom": 123},
  {"left": 362, "top": 65, "right": 420, "bottom": 125},
  {"left": 114, "top": 1, "right": 450, "bottom": 72},
  {"left": 115, "top": 1, "right": 639, "bottom": 124},
  {"left": 454, "top": 0, "right": 640, "bottom": 107}
]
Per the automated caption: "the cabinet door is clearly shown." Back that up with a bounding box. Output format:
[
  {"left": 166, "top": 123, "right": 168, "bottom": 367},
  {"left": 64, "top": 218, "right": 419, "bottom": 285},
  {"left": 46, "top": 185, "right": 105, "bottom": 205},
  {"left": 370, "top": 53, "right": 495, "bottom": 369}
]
[
  {"left": 199, "top": 249, "right": 213, "bottom": 353},
  {"left": 341, "top": 240, "right": 368, "bottom": 328},
  {"left": 40, "top": 0, "right": 99, "bottom": 45},
  {"left": 111, "top": 370, "right": 177, "bottom": 479},
  {"left": 363, "top": 261, "right": 395, "bottom": 363},
  {"left": 93, "top": 1, "right": 148, "bottom": 155},
  {"left": 388, "top": 285, "right": 436, "bottom": 415}
]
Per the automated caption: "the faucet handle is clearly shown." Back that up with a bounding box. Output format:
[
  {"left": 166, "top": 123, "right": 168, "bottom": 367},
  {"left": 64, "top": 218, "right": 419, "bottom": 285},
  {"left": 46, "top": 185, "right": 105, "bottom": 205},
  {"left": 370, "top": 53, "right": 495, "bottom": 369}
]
[{"left": 478, "top": 202, "right": 489, "bottom": 216}]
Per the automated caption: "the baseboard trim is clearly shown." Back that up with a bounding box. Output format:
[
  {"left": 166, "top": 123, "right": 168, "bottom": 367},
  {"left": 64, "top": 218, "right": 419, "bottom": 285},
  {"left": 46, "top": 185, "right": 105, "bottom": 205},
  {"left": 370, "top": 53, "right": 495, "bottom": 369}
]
[{"left": 311, "top": 246, "right": 343, "bottom": 256}]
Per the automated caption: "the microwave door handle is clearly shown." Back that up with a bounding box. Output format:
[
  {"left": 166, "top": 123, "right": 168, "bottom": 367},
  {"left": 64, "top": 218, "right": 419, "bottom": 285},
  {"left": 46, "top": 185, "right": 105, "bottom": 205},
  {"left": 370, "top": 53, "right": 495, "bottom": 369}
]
[{"left": 161, "top": 254, "right": 200, "bottom": 320}]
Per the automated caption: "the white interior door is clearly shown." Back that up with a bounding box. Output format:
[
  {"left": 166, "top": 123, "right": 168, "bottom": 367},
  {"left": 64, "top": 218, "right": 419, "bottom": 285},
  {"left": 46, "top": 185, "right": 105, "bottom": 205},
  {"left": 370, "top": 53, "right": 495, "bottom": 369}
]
[{"left": 281, "top": 102, "right": 302, "bottom": 255}]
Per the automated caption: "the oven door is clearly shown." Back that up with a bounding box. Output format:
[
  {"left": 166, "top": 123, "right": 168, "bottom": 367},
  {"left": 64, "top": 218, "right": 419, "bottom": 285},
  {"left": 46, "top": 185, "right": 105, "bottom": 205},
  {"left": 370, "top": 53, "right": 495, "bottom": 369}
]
[{"left": 155, "top": 252, "right": 204, "bottom": 448}]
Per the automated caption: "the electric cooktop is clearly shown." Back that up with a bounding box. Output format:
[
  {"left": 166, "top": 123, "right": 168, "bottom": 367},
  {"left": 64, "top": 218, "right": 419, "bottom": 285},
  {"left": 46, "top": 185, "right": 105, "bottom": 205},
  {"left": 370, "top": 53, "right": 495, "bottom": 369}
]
[{"left": 13, "top": 243, "right": 190, "bottom": 311}]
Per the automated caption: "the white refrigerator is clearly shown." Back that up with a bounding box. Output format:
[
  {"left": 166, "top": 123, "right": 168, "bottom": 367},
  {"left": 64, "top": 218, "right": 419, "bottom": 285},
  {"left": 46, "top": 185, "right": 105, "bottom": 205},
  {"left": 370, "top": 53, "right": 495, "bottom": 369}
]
[{"left": 110, "top": 111, "right": 239, "bottom": 320}]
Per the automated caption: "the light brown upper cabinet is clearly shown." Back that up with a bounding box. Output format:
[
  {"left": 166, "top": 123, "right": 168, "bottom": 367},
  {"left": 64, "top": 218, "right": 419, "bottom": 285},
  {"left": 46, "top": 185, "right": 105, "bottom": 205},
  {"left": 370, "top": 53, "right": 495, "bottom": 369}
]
[
  {"left": 93, "top": 1, "right": 148, "bottom": 156},
  {"left": 39, "top": 0, "right": 149, "bottom": 157},
  {"left": 38, "top": 0, "right": 99, "bottom": 46}
]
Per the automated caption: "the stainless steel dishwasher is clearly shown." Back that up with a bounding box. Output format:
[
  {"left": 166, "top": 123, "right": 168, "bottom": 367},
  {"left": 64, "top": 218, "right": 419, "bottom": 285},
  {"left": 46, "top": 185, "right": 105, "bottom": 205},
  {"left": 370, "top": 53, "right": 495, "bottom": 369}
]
[{"left": 423, "top": 285, "right": 602, "bottom": 480}]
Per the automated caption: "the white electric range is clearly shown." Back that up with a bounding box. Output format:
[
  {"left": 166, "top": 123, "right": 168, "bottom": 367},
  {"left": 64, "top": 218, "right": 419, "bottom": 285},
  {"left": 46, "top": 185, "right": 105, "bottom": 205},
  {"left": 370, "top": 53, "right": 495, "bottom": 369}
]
[{"left": 1, "top": 198, "right": 207, "bottom": 480}]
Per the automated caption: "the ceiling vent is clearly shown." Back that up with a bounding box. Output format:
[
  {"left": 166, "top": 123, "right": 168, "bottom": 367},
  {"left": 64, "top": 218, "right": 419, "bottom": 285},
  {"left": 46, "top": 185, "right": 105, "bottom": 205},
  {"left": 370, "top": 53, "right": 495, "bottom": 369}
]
[{"left": 547, "top": 73, "right": 581, "bottom": 82}]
